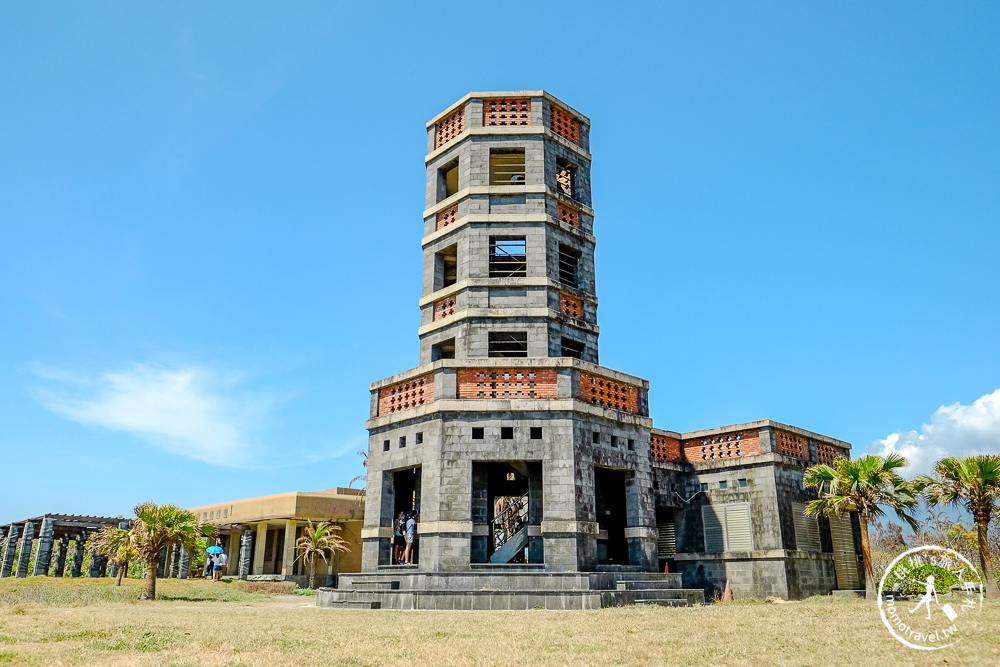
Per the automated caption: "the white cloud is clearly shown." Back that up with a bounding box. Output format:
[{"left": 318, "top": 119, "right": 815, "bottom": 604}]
[
  {"left": 869, "top": 388, "right": 1000, "bottom": 476},
  {"left": 33, "top": 363, "right": 269, "bottom": 466}
]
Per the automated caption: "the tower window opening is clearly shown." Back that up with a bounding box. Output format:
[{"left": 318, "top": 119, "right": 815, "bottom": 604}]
[
  {"left": 488, "top": 332, "right": 528, "bottom": 358},
  {"left": 399, "top": 436, "right": 406, "bottom": 449},
  {"left": 383, "top": 440, "right": 390, "bottom": 452},
  {"left": 472, "top": 427, "right": 485, "bottom": 440},
  {"left": 561, "top": 337, "right": 585, "bottom": 359},
  {"left": 490, "top": 148, "right": 526, "bottom": 185},
  {"left": 556, "top": 158, "right": 576, "bottom": 198},
  {"left": 530, "top": 427, "right": 543, "bottom": 439},
  {"left": 627, "top": 438, "right": 635, "bottom": 451},
  {"left": 436, "top": 244, "right": 458, "bottom": 289},
  {"left": 490, "top": 237, "right": 527, "bottom": 278},
  {"left": 610, "top": 435, "right": 619, "bottom": 448},
  {"left": 501, "top": 426, "right": 514, "bottom": 439},
  {"left": 432, "top": 338, "right": 456, "bottom": 361},
  {"left": 558, "top": 244, "right": 581, "bottom": 287},
  {"left": 438, "top": 158, "right": 459, "bottom": 201},
  {"left": 593, "top": 431, "right": 601, "bottom": 444}
]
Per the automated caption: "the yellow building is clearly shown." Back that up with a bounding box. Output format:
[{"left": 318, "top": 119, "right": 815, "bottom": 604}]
[{"left": 190, "top": 487, "right": 364, "bottom": 585}]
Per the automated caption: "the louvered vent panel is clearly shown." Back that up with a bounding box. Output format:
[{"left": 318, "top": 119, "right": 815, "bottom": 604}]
[
  {"left": 792, "top": 502, "right": 821, "bottom": 552},
  {"left": 657, "top": 520, "right": 676, "bottom": 557}
]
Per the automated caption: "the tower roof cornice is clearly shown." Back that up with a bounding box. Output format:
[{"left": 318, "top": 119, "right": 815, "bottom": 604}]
[{"left": 426, "top": 90, "right": 591, "bottom": 127}]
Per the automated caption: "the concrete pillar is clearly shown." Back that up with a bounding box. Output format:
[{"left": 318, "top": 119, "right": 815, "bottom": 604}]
[
  {"left": 15, "top": 521, "right": 36, "bottom": 578},
  {"left": 238, "top": 529, "right": 253, "bottom": 580},
  {"left": 168, "top": 543, "right": 180, "bottom": 578},
  {"left": 53, "top": 535, "right": 69, "bottom": 577},
  {"left": 281, "top": 520, "right": 297, "bottom": 576},
  {"left": 32, "top": 518, "right": 56, "bottom": 576},
  {"left": 252, "top": 523, "right": 268, "bottom": 575},
  {"left": 1, "top": 526, "right": 19, "bottom": 577},
  {"left": 177, "top": 545, "right": 190, "bottom": 579},
  {"left": 70, "top": 534, "right": 86, "bottom": 578},
  {"left": 88, "top": 550, "right": 105, "bottom": 578},
  {"left": 156, "top": 548, "right": 166, "bottom": 578}
]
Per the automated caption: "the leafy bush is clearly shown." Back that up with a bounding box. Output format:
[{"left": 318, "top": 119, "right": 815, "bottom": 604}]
[{"left": 886, "top": 562, "right": 959, "bottom": 594}]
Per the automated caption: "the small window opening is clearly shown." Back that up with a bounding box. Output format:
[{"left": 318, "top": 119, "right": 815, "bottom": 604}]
[
  {"left": 435, "top": 244, "right": 458, "bottom": 290},
  {"left": 438, "top": 159, "right": 459, "bottom": 201},
  {"left": 627, "top": 439, "right": 635, "bottom": 451},
  {"left": 506, "top": 472, "right": 516, "bottom": 481},
  {"left": 530, "top": 427, "right": 543, "bottom": 439},
  {"left": 432, "top": 338, "right": 456, "bottom": 361},
  {"left": 416, "top": 432, "right": 424, "bottom": 444},
  {"left": 472, "top": 427, "right": 484, "bottom": 440},
  {"left": 561, "top": 337, "right": 585, "bottom": 359},
  {"left": 738, "top": 478, "right": 747, "bottom": 488},
  {"left": 490, "top": 148, "right": 526, "bottom": 185},
  {"left": 383, "top": 440, "right": 390, "bottom": 452},
  {"left": 700, "top": 483, "right": 709, "bottom": 492},
  {"left": 719, "top": 480, "right": 728, "bottom": 490},
  {"left": 501, "top": 426, "right": 514, "bottom": 439},
  {"left": 556, "top": 157, "right": 576, "bottom": 198},
  {"left": 592, "top": 431, "right": 601, "bottom": 444},
  {"left": 490, "top": 237, "right": 527, "bottom": 277},
  {"left": 399, "top": 436, "right": 406, "bottom": 449},
  {"left": 610, "top": 435, "right": 619, "bottom": 448},
  {"left": 488, "top": 332, "right": 528, "bottom": 357},
  {"left": 558, "top": 244, "right": 580, "bottom": 287}
]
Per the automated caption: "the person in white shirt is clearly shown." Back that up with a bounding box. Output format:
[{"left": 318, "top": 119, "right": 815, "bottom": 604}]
[{"left": 213, "top": 552, "right": 228, "bottom": 581}]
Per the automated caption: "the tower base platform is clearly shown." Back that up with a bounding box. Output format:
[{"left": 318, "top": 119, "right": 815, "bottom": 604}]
[{"left": 316, "top": 568, "right": 705, "bottom": 610}]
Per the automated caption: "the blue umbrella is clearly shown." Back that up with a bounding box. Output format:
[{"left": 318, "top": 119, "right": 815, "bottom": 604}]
[{"left": 206, "top": 546, "right": 224, "bottom": 555}]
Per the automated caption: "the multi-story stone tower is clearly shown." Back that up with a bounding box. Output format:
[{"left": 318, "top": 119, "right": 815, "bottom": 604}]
[{"left": 360, "top": 91, "right": 660, "bottom": 575}]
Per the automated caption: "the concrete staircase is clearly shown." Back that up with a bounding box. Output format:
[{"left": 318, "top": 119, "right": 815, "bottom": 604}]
[{"left": 317, "top": 570, "right": 704, "bottom": 610}]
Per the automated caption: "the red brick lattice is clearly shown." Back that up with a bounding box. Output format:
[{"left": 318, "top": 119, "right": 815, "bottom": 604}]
[
  {"left": 435, "top": 108, "right": 465, "bottom": 149},
  {"left": 378, "top": 373, "right": 434, "bottom": 416},
  {"left": 775, "top": 431, "right": 809, "bottom": 460},
  {"left": 816, "top": 443, "right": 844, "bottom": 466},
  {"left": 436, "top": 205, "right": 458, "bottom": 230},
  {"left": 433, "top": 296, "right": 456, "bottom": 321},
  {"left": 484, "top": 99, "right": 530, "bottom": 127},
  {"left": 457, "top": 368, "right": 558, "bottom": 400},
  {"left": 559, "top": 292, "right": 582, "bottom": 319},
  {"left": 651, "top": 433, "right": 682, "bottom": 463},
  {"left": 550, "top": 106, "right": 580, "bottom": 144},
  {"left": 682, "top": 429, "right": 761, "bottom": 463},
  {"left": 579, "top": 372, "right": 639, "bottom": 414},
  {"left": 557, "top": 203, "right": 580, "bottom": 228}
]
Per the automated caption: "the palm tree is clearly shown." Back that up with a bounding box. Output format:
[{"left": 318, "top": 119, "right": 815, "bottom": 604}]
[
  {"left": 294, "top": 521, "right": 349, "bottom": 589},
  {"left": 804, "top": 453, "right": 920, "bottom": 600},
  {"left": 916, "top": 455, "right": 1000, "bottom": 599},
  {"left": 131, "top": 502, "right": 212, "bottom": 600},
  {"left": 92, "top": 524, "right": 139, "bottom": 586}
]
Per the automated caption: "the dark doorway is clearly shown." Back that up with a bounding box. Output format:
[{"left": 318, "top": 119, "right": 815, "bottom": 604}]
[
  {"left": 391, "top": 467, "right": 421, "bottom": 565},
  {"left": 471, "top": 461, "right": 542, "bottom": 564},
  {"left": 594, "top": 467, "right": 628, "bottom": 565}
]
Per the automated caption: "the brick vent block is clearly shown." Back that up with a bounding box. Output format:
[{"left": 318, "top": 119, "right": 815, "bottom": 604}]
[
  {"left": 379, "top": 373, "right": 434, "bottom": 416},
  {"left": 458, "top": 368, "right": 557, "bottom": 400},
  {"left": 816, "top": 443, "right": 844, "bottom": 465},
  {"left": 550, "top": 105, "right": 580, "bottom": 144},
  {"left": 559, "top": 292, "right": 583, "bottom": 319},
  {"left": 484, "top": 99, "right": 530, "bottom": 127},
  {"left": 775, "top": 430, "right": 809, "bottom": 460},
  {"left": 557, "top": 203, "right": 580, "bottom": 228},
  {"left": 435, "top": 108, "right": 465, "bottom": 149},
  {"left": 433, "top": 296, "right": 456, "bottom": 321},
  {"left": 579, "top": 371, "right": 639, "bottom": 414},
  {"left": 436, "top": 204, "right": 458, "bottom": 230},
  {"left": 651, "top": 433, "right": 682, "bottom": 463}
]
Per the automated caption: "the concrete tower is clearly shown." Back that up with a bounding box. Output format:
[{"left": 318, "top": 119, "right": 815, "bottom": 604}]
[{"left": 361, "top": 92, "right": 659, "bottom": 575}]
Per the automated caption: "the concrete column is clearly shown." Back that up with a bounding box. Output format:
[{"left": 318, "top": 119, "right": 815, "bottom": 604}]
[
  {"left": 252, "top": 523, "right": 268, "bottom": 575},
  {"left": 168, "top": 543, "right": 180, "bottom": 578},
  {"left": 177, "top": 545, "right": 190, "bottom": 579},
  {"left": 32, "top": 518, "right": 56, "bottom": 576},
  {"left": 156, "top": 548, "right": 166, "bottom": 578},
  {"left": 281, "top": 520, "right": 297, "bottom": 576},
  {"left": 70, "top": 534, "right": 86, "bottom": 578},
  {"left": 238, "top": 529, "right": 253, "bottom": 580},
  {"left": 1, "top": 526, "right": 19, "bottom": 577},
  {"left": 88, "top": 551, "right": 106, "bottom": 578},
  {"left": 15, "top": 521, "right": 36, "bottom": 578},
  {"left": 52, "top": 535, "right": 69, "bottom": 577}
]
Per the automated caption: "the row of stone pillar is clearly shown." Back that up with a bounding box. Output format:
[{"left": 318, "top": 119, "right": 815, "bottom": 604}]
[{"left": 0, "top": 519, "right": 115, "bottom": 579}]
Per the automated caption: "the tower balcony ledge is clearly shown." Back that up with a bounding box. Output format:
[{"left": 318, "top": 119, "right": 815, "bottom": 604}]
[
  {"left": 424, "top": 125, "right": 593, "bottom": 164},
  {"left": 370, "top": 358, "right": 647, "bottom": 391},
  {"left": 418, "top": 308, "right": 599, "bottom": 337},
  {"left": 422, "top": 213, "right": 596, "bottom": 248},
  {"left": 419, "top": 278, "right": 599, "bottom": 308}
]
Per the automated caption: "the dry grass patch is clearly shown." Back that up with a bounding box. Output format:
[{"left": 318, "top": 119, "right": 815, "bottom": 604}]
[{"left": 0, "top": 581, "right": 998, "bottom": 666}]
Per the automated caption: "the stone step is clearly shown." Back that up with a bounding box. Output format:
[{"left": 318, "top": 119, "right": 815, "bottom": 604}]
[
  {"left": 616, "top": 579, "right": 685, "bottom": 591},
  {"left": 634, "top": 598, "right": 689, "bottom": 608},
  {"left": 346, "top": 579, "right": 400, "bottom": 590},
  {"left": 321, "top": 599, "right": 382, "bottom": 610}
]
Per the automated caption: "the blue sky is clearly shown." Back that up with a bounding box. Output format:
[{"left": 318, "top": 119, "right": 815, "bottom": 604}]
[{"left": 2, "top": 2, "right": 999, "bottom": 524}]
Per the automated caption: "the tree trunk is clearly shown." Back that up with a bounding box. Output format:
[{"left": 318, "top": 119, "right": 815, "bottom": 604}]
[
  {"left": 140, "top": 558, "right": 158, "bottom": 600},
  {"left": 975, "top": 513, "right": 1000, "bottom": 599},
  {"left": 309, "top": 557, "right": 316, "bottom": 590},
  {"left": 115, "top": 559, "right": 126, "bottom": 586},
  {"left": 859, "top": 513, "right": 876, "bottom": 601}
]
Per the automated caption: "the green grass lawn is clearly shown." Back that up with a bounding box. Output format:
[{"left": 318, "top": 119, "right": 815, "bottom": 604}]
[{"left": 0, "top": 577, "right": 997, "bottom": 666}]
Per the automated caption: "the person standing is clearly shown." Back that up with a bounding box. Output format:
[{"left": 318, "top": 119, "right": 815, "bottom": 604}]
[
  {"left": 393, "top": 511, "right": 406, "bottom": 565},
  {"left": 403, "top": 512, "right": 417, "bottom": 565},
  {"left": 203, "top": 554, "right": 214, "bottom": 579},
  {"left": 213, "top": 552, "right": 227, "bottom": 581}
]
